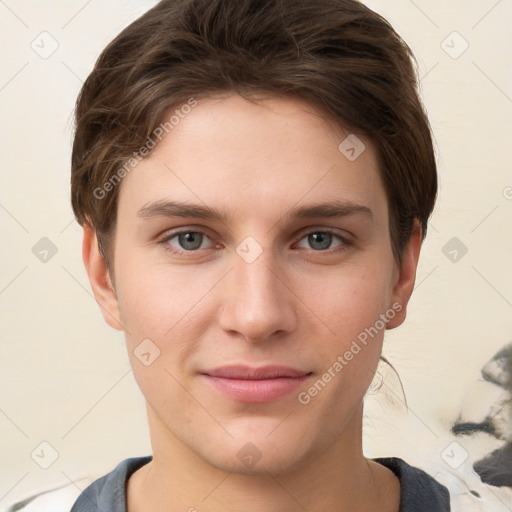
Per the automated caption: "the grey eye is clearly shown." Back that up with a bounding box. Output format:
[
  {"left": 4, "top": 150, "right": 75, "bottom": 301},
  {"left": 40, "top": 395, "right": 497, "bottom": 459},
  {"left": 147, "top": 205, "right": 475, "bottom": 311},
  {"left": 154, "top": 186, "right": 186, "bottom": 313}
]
[
  {"left": 295, "top": 230, "right": 346, "bottom": 251},
  {"left": 307, "top": 232, "right": 333, "bottom": 250},
  {"left": 172, "top": 232, "right": 208, "bottom": 251}
]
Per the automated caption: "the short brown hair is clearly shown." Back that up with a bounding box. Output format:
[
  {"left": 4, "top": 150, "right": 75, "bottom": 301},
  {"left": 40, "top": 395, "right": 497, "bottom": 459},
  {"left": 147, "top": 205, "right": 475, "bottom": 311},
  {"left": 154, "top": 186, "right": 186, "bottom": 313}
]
[{"left": 71, "top": 0, "right": 437, "bottom": 270}]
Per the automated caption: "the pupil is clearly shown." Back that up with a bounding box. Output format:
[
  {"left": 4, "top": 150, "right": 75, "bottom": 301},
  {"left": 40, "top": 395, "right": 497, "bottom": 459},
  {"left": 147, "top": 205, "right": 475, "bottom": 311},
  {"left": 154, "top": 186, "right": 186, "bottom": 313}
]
[
  {"left": 179, "top": 232, "right": 202, "bottom": 250},
  {"left": 309, "top": 232, "right": 332, "bottom": 250}
]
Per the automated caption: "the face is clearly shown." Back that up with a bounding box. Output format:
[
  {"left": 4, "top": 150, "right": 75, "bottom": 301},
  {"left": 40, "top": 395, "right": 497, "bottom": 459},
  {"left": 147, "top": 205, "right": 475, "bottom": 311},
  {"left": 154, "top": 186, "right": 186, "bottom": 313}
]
[{"left": 87, "top": 93, "right": 418, "bottom": 475}]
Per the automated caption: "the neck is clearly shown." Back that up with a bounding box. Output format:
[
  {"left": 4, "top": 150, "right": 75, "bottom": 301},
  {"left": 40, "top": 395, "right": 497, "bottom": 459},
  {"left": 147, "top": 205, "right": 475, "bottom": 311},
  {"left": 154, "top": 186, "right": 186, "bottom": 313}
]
[{"left": 127, "top": 403, "right": 399, "bottom": 512}]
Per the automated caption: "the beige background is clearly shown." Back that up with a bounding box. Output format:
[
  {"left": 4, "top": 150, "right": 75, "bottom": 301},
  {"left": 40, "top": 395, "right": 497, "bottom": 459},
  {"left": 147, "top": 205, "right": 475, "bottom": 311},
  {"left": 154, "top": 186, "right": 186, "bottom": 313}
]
[{"left": 1, "top": 0, "right": 511, "bottom": 509}]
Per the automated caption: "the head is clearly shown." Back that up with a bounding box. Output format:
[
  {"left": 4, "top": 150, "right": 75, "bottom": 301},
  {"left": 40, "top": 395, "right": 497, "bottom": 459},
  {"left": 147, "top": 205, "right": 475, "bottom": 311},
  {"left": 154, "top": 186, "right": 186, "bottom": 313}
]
[{"left": 73, "top": 0, "right": 437, "bottom": 474}]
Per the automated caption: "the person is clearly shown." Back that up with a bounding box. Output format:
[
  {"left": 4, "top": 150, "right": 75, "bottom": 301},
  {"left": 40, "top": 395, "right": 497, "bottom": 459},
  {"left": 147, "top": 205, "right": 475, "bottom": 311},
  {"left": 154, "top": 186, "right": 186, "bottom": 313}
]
[{"left": 69, "top": 0, "right": 450, "bottom": 510}]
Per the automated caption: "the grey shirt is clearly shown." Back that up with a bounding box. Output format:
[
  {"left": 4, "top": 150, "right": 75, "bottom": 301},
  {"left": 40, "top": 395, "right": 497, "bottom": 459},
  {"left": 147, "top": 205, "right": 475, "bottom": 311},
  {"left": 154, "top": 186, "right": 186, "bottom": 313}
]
[{"left": 70, "top": 455, "right": 450, "bottom": 511}]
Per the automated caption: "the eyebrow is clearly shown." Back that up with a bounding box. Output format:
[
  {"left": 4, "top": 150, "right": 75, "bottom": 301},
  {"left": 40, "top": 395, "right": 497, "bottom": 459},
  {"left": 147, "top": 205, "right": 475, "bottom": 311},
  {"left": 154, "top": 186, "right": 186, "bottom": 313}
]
[{"left": 137, "top": 199, "right": 373, "bottom": 223}]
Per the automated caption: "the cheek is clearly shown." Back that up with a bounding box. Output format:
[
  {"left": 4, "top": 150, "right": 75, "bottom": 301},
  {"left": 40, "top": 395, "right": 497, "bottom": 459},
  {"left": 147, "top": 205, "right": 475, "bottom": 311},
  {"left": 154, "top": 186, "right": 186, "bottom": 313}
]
[
  {"left": 115, "top": 254, "right": 213, "bottom": 341},
  {"left": 113, "top": 256, "right": 227, "bottom": 396},
  {"left": 297, "top": 260, "right": 392, "bottom": 343},
  {"left": 294, "top": 260, "right": 391, "bottom": 397},
  {"left": 114, "top": 261, "right": 212, "bottom": 406}
]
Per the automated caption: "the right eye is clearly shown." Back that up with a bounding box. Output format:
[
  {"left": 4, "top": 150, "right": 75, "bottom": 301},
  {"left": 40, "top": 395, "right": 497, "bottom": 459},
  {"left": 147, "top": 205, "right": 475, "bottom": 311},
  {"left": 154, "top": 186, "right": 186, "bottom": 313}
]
[{"left": 161, "top": 230, "right": 216, "bottom": 253}]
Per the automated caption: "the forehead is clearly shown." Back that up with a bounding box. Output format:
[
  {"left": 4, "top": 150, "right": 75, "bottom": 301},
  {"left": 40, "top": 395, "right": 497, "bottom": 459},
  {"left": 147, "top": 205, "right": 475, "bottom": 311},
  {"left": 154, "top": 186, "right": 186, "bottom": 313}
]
[{"left": 117, "top": 93, "right": 387, "bottom": 224}]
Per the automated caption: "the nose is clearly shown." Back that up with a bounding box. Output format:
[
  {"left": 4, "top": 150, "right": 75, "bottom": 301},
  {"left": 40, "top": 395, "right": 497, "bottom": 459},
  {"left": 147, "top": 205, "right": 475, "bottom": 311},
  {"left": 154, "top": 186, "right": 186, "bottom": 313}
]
[{"left": 218, "top": 249, "right": 298, "bottom": 342}]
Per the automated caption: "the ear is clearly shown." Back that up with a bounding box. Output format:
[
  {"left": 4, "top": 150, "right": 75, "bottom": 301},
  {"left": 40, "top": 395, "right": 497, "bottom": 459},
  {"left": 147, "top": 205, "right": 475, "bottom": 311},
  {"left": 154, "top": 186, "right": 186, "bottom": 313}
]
[
  {"left": 82, "top": 224, "right": 124, "bottom": 331},
  {"left": 386, "top": 221, "right": 422, "bottom": 330}
]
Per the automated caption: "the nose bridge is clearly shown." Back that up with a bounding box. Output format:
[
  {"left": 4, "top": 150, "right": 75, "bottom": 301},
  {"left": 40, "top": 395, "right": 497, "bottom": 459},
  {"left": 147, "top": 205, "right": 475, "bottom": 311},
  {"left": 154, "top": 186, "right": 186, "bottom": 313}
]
[{"left": 219, "top": 246, "right": 297, "bottom": 341}]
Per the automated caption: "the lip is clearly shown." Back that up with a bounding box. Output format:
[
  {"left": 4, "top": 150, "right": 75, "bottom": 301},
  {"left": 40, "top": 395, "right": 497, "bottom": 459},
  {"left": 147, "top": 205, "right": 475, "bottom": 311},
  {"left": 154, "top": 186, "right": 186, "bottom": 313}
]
[{"left": 201, "top": 365, "right": 313, "bottom": 403}]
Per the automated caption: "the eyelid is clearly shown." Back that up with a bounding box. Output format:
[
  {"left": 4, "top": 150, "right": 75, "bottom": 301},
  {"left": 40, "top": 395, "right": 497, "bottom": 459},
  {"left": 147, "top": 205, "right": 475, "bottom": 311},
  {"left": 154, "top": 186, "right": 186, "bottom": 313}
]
[{"left": 299, "top": 226, "right": 350, "bottom": 238}]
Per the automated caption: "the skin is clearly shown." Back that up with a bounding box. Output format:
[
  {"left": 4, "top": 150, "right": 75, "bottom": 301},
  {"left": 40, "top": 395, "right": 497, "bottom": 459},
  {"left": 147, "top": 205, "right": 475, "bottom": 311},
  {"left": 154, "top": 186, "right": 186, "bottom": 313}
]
[{"left": 83, "top": 92, "right": 422, "bottom": 511}]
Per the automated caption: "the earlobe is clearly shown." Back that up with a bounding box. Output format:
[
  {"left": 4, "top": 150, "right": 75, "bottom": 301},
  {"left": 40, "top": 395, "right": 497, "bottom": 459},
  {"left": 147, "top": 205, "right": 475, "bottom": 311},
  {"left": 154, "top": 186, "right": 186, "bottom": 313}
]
[
  {"left": 386, "top": 222, "right": 423, "bottom": 330},
  {"left": 82, "top": 224, "right": 124, "bottom": 331}
]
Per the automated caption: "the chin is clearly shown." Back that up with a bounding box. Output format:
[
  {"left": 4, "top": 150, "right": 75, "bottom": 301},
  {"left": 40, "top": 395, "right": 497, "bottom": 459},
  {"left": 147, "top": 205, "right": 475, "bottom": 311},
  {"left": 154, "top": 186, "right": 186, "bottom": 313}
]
[
  {"left": 205, "top": 446, "right": 309, "bottom": 477},
  {"left": 190, "top": 428, "right": 317, "bottom": 477}
]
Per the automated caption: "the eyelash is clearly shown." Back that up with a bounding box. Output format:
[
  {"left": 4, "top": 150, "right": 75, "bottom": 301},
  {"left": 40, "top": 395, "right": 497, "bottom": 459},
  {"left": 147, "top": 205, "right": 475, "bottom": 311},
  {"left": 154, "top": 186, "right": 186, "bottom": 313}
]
[{"left": 157, "top": 227, "right": 351, "bottom": 256}]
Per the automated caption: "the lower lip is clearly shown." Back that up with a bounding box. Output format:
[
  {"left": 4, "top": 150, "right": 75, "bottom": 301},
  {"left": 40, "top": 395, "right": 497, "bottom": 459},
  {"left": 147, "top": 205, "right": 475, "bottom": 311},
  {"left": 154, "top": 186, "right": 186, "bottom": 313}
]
[{"left": 202, "top": 375, "right": 311, "bottom": 403}]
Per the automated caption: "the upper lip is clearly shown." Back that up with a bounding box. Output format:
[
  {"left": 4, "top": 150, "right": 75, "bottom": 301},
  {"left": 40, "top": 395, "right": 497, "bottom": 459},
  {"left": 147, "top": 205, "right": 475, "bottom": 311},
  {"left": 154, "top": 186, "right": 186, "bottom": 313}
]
[{"left": 202, "top": 365, "right": 311, "bottom": 380}]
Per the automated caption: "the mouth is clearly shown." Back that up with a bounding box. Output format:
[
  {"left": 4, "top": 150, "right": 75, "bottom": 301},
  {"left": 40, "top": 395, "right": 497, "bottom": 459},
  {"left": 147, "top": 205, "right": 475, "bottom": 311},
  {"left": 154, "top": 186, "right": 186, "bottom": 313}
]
[{"left": 200, "top": 365, "right": 313, "bottom": 403}]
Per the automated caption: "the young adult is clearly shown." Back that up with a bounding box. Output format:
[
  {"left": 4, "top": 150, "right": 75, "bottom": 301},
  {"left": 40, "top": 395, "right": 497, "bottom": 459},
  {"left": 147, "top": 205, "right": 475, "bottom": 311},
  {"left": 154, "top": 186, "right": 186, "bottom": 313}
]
[{"left": 69, "top": 1, "right": 450, "bottom": 510}]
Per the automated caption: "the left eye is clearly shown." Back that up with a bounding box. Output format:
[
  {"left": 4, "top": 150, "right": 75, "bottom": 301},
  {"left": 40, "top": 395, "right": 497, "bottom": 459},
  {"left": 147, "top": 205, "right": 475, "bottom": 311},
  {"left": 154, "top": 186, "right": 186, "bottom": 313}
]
[
  {"left": 296, "top": 231, "right": 345, "bottom": 251},
  {"left": 166, "top": 231, "right": 213, "bottom": 251}
]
